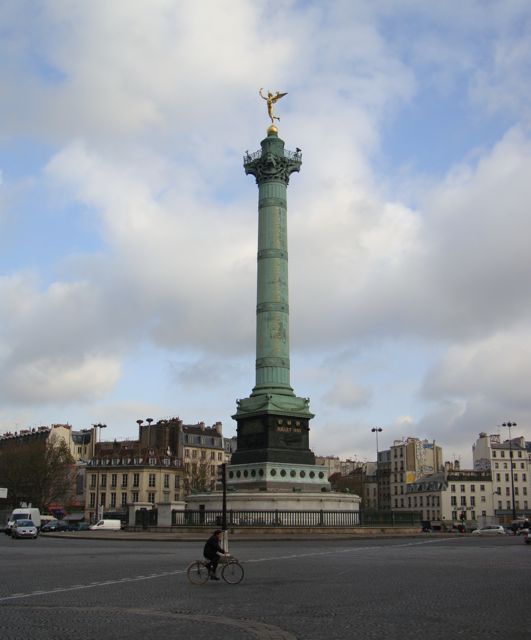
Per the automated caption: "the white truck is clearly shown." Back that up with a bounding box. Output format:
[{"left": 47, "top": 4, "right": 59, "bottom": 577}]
[
  {"left": 89, "top": 519, "right": 121, "bottom": 531},
  {"left": 5, "top": 507, "right": 41, "bottom": 535}
]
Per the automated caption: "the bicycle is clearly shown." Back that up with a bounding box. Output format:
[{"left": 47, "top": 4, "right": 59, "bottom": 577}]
[{"left": 186, "top": 555, "right": 244, "bottom": 585}]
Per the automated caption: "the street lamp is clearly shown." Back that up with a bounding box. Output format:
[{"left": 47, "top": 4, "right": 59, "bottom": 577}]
[
  {"left": 371, "top": 427, "right": 383, "bottom": 511},
  {"left": 92, "top": 423, "right": 107, "bottom": 521},
  {"left": 501, "top": 421, "right": 517, "bottom": 521}
]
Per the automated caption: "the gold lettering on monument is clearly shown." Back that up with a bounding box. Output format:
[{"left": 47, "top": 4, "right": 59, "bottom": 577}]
[{"left": 276, "top": 426, "right": 302, "bottom": 433}]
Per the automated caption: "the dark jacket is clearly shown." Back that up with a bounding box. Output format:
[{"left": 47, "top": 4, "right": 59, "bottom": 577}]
[{"left": 203, "top": 534, "right": 225, "bottom": 560}]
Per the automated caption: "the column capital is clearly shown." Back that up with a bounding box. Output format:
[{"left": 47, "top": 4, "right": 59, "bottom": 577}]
[{"left": 244, "top": 133, "right": 301, "bottom": 186}]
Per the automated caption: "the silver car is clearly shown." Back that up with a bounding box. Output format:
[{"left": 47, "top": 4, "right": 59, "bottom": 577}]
[
  {"left": 11, "top": 519, "right": 38, "bottom": 539},
  {"left": 471, "top": 525, "right": 506, "bottom": 535}
]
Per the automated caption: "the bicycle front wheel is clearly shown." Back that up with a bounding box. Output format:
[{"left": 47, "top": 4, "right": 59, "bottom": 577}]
[
  {"left": 221, "top": 561, "right": 244, "bottom": 584},
  {"left": 187, "top": 561, "right": 209, "bottom": 585}
]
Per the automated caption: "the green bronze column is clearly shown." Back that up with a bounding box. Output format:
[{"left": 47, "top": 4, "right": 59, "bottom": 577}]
[
  {"left": 232, "top": 118, "right": 315, "bottom": 467},
  {"left": 246, "top": 128, "right": 298, "bottom": 396}
]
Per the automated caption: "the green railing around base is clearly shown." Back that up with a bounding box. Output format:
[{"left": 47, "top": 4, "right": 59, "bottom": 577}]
[{"left": 173, "top": 509, "right": 361, "bottom": 527}]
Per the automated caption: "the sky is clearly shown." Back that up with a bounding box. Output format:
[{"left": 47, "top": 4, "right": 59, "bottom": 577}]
[{"left": 1, "top": 0, "right": 531, "bottom": 468}]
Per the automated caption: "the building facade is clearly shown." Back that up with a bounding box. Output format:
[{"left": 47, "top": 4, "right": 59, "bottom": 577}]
[
  {"left": 473, "top": 432, "right": 530, "bottom": 520},
  {"left": 407, "top": 465, "right": 494, "bottom": 527},
  {"left": 383, "top": 437, "right": 443, "bottom": 511}
]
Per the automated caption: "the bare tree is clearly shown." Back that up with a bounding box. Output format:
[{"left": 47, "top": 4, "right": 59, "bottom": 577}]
[{"left": 0, "top": 435, "right": 74, "bottom": 510}]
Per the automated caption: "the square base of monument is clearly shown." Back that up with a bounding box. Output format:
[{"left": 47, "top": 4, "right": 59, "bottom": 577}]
[
  {"left": 226, "top": 462, "right": 330, "bottom": 492},
  {"left": 185, "top": 490, "right": 360, "bottom": 514}
]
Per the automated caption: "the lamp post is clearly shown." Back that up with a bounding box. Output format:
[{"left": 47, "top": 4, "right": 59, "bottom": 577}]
[
  {"left": 371, "top": 427, "right": 383, "bottom": 511},
  {"left": 502, "top": 421, "right": 517, "bottom": 521},
  {"left": 93, "top": 423, "right": 107, "bottom": 521}
]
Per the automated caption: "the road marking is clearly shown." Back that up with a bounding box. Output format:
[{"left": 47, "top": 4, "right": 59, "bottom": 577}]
[{"left": 0, "top": 537, "right": 453, "bottom": 603}]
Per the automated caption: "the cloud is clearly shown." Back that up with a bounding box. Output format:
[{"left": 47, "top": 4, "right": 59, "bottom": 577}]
[
  {"left": 1, "top": 1, "right": 531, "bottom": 465},
  {"left": 322, "top": 377, "right": 372, "bottom": 410},
  {"left": 0, "top": 354, "right": 121, "bottom": 405}
]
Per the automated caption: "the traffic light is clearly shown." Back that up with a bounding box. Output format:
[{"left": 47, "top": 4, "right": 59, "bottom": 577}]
[{"left": 217, "top": 463, "right": 226, "bottom": 488}]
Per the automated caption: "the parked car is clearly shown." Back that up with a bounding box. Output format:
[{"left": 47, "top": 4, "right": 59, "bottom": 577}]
[
  {"left": 471, "top": 525, "right": 506, "bottom": 535},
  {"left": 11, "top": 519, "right": 38, "bottom": 539},
  {"left": 40, "top": 520, "right": 72, "bottom": 533}
]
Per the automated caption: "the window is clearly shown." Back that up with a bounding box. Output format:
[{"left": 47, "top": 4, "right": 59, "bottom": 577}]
[
  {"left": 470, "top": 496, "right": 475, "bottom": 506},
  {"left": 210, "top": 451, "right": 215, "bottom": 460},
  {"left": 501, "top": 451, "right": 505, "bottom": 458},
  {"left": 493, "top": 451, "right": 497, "bottom": 457},
  {"left": 149, "top": 473, "right": 156, "bottom": 487},
  {"left": 506, "top": 487, "right": 510, "bottom": 496},
  {"left": 505, "top": 473, "right": 509, "bottom": 482},
  {"left": 101, "top": 474, "right": 107, "bottom": 488},
  {"left": 201, "top": 450, "right": 206, "bottom": 459},
  {"left": 149, "top": 458, "right": 156, "bottom": 465},
  {"left": 470, "top": 485, "right": 475, "bottom": 492},
  {"left": 460, "top": 485, "right": 465, "bottom": 492},
  {"left": 451, "top": 496, "right": 457, "bottom": 506},
  {"left": 174, "top": 476, "right": 180, "bottom": 489},
  {"left": 184, "top": 449, "right": 190, "bottom": 458},
  {"left": 133, "top": 473, "right": 140, "bottom": 487},
  {"left": 111, "top": 474, "right": 117, "bottom": 488},
  {"left": 480, "top": 484, "right": 485, "bottom": 491},
  {"left": 460, "top": 497, "right": 466, "bottom": 506},
  {"left": 132, "top": 491, "right": 139, "bottom": 502},
  {"left": 496, "top": 473, "right": 501, "bottom": 481},
  {"left": 518, "top": 451, "right": 522, "bottom": 458},
  {"left": 90, "top": 492, "right": 95, "bottom": 508},
  {"left": 524, "top": 487, "right": 528, "bottom": 496},
  {"left": 148, "top": 492, "right": 155, "bottom": 503},
  {"left": 498, "top": 501, "right": 502, "bottom": 509},
  {"left": 121, "top": 493, "right": 127, "bottom": 507},
  {"left": 451, "top": 484, "right": 456, "bottom": 492},
  {"left": 192, "top": 450, "right": 197, "bottom": 459},
  {"left": 91, "top": 474, "right": 96, "bottom": 488},
  {"left": 111, "top": 493, "right": 116, "bottom": 507},
  {"left": 218, "top": 452, "right": 222, "bottom": 461},
  {"left": 481, "top": 496, "right": 486, "bottom": 502},
  {"left": 100, "top": 492, "right": 106, "bottom": 507},
  {"left": 494, "top": 462, "right": 499, "bottom": 469},
  {"left": 514, "top": 473, "right": 518, "bottom": 481},
  {"left": 164, "top": 474, "right": 169, "bottom": 488},
  {"left": 122, "top": 473, "right": 128, "bottom": 487}
]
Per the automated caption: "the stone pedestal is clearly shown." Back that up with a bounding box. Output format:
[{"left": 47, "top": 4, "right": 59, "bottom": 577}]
[{"left": 156, "top": 501, "right": 186, "bottom": 527}]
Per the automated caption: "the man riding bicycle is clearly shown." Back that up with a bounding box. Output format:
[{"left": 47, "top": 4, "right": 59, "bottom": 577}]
[{"left": 203, "top": 529, "right": 229, "bottom": 580}]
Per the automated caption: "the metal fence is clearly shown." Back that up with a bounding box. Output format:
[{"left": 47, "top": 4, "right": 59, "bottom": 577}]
[
  {"left": 359, "top": 510, "right": 422, "bottom": 527},
  {"left": 173, "top": 509, "right": 362, "bottom": 527}
]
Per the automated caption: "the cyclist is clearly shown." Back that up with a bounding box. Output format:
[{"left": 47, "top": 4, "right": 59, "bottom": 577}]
[{"left": 203, "top": 529, "right": 228, "bottom": 580}]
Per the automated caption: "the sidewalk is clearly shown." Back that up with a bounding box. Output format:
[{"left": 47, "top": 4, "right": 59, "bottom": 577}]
[{"left": 44, "top": 527, "right": 449, "bottom": 542}]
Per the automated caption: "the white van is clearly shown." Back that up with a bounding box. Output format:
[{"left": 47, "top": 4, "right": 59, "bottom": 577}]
[
  {"left": 6, "top": 508, "right": 41, "bottom": 535},
  {"left": 89, "top": 519, "right": 121, "bottom": 531}
]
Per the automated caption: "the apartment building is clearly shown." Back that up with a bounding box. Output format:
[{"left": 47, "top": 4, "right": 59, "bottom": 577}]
[
  {"left": 385, "top": 437, "right": 443, "bottom": 511},
  {"left": 182, "top": 421, "right": 230, "bottom": 492},
  {"left": 407, "top": 465, "right": 494, "bottom": 526},
  {"left": 85, "top": 439, "right": 185, "bottom": 522},
  {"left": 473, "top": 432, "right": 530, "bottom": 519}
]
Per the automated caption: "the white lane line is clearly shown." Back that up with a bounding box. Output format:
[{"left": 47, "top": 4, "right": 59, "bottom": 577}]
[
  {"left": 0, "top": 538, "right": 451, "bottom": 602},
  {"left": 0, "top": 569, "right": 186, "bottom": 602}
]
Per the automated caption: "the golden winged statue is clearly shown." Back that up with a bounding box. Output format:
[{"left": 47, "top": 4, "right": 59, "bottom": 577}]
[{"left": 259, "top": 88, "right": 288, "bottom": 125}]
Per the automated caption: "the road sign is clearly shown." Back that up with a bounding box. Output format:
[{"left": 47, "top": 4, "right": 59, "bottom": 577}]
[{"left": 0, "top": 488, "right": 8, "bottom": 499}]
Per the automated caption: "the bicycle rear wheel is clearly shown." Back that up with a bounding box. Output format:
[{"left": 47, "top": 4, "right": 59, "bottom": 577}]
[
  {"left": 221, "top": 561, "right": 244, "bottom": 584},
  {"left": 187, "top": 561, "right": 209, "bottom": 585}
]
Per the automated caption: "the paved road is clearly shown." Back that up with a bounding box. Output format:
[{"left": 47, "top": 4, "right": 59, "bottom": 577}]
[{"left": 0, "top": 533, "right": 528, "bottom": 639}]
